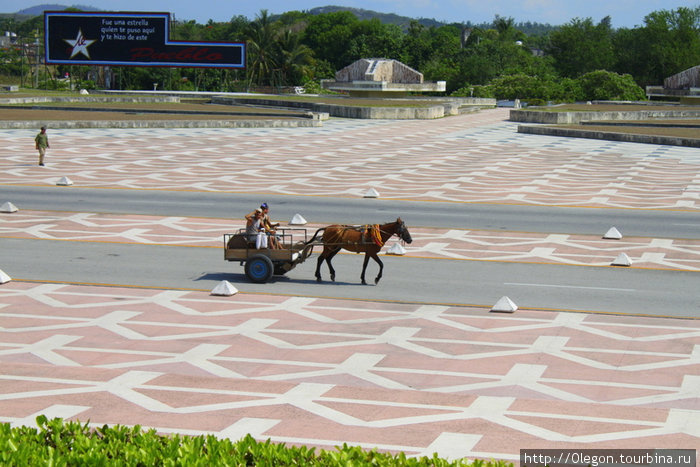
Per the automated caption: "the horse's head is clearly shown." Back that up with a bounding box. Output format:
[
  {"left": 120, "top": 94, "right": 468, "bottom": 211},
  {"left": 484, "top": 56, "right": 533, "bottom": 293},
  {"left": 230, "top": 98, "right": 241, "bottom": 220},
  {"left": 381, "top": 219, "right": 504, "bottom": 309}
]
[{"left": 395, "top": 218, "right": 412, "bottom": 244}]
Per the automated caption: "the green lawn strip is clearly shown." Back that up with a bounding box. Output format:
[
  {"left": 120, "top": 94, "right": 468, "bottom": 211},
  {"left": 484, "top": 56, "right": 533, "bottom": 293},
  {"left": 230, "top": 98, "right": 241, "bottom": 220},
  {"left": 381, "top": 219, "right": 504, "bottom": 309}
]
[
  {"left": 0, "top": 100, "right": 306, "bottom": 115},
  {"left": 232, "top": 95, "right": 445, "bottom": 107},
  {"left": 525, "top": 104, "right": 690, "bottom": 112},
  {"left": 580, "top": 119, "right": 700, "bottom": 127}
]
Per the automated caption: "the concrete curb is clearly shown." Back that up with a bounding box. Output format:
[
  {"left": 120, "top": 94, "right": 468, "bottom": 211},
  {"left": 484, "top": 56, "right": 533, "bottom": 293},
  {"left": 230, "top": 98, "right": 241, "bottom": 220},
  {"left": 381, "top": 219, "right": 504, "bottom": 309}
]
[
  {"left": 212, "top": 96, "right": 495, "bottom": 119},
  {"left": 517, "top": 124, "right": 700, "bottom": 147},
  {"left": 510, "top": 108, "right": 700, "bottom": 124}
]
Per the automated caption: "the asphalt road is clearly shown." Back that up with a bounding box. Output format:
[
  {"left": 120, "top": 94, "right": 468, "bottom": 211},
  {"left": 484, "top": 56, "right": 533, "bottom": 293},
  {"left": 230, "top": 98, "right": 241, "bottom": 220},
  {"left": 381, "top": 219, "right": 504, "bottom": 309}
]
[
  {"left": 2, "top": 186, "right": 698, "bottom": 318},
  {"left": 3, "top": 185, "right": 699, "bottom": 238},
  {"left": 2, "top": 237, "right": 697, "bottom": 317}
]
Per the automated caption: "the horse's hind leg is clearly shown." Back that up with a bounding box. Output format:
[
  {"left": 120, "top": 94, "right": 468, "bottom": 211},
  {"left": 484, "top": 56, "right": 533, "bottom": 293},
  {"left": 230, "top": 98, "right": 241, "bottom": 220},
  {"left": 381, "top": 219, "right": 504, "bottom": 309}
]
[
  {"left": 315, "top": 252, "right": 326, "bottom": 282},
  {"left": 325, "top": 248, "right": 341, "bottom": 281},
  {"left": 316, "top": 248, "right": 340, "bottom": 282}
]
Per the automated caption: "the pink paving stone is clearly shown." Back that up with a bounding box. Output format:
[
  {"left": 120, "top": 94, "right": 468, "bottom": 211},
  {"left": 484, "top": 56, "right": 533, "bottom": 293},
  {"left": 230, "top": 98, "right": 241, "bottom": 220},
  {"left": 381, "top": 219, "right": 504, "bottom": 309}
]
[
  {"left": 0, "top": 361, "right": 122, "bottom": 381},
  {"left": 452, "top": 385, "right": 572, "bottom": 401},
  {"left": 564, "top": 332, "right": 699, "bottom": 354},
  {"left": 57, "top": 349, "right": 172, "bottom": 367},
  {"left": 137, "top": 388, "right": 262, "bottom": 409},
  {"left": 213, "top": 336, "right": 341, "bottom": 362},
  {"left": 282, "top": 374, "right": 403, "bottom": 389},
  {"left": 541, "top": 361, "right": 700, "bottom": 388},
  {"left": 576, "top": 323, "right": 700, "bottom": 339},
  {"left": 372, "top": 371, "right": 496, "bottom": 391},
  {"left": 510, "top": 414, "right": 656, "bottom": 437},
  {"left": 405, "top": 340, "right": 528, "bottom": 357},
  {"left": 511, "top": 397, "right": 671, "bottom": 422},
  {"left": 148, "top": 372, "right": 296, "bottom": 394},
  {"left": 317, "top": 400, "right": 462, "bottom": 423},
  {"left": 0, "top": 379, "right": 91, "bottom": 395},
  {"left": 1, "top": 353, "right": 68, "bottom": 365},
  {"left": 214, "top": 361, "right": 329, "bottom": 379},
  {"left": 66, "top": 331, "right": 204, "bottom": 353},
  {"left": 636, "top": 398, "right": 700, "bottom": 411},
  {"left": 417, "top": 327, "right": 555, "bottom": 346},
  {"left": 539, "top": 382, "right": 677, "bottom": 403},
  {"left": 564, "top": 349, "right": 694, "bottom": 367},
  {"left": 290, "top": 307, "right": 409, "bottom": 323},
  {"left": 584, "top": 314, "right": 700, "bottom": 328}
]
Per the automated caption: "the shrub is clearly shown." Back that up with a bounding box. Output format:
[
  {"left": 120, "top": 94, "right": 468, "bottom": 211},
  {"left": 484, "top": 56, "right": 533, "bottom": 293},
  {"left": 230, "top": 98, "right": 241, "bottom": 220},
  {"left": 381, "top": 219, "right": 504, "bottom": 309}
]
[
  {"left": 0, "top": 417, "right": 514, "bottom": 466},
  {"left": 577, "top": 70, "right": 646, "bottom": 101}
]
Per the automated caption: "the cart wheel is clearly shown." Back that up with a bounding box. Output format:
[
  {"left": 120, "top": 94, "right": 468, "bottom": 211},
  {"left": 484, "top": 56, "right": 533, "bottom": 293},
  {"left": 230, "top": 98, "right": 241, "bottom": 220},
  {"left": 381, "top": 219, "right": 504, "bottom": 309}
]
[{"left": 245, "top": 254, "right": 274, "bottom": 283}]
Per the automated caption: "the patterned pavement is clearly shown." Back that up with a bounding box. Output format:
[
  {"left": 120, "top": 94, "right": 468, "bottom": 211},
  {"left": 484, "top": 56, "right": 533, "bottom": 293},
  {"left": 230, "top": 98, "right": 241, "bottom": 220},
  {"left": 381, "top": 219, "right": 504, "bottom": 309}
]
[
  {"left": 1, "top": 282, "right": 699, "bottom": 463},
  {"left": 0, "top": 109, "right": 698, "bottom": 209},
  {"left": 1, "top": 109, "right": 699, "bottom": 463}
]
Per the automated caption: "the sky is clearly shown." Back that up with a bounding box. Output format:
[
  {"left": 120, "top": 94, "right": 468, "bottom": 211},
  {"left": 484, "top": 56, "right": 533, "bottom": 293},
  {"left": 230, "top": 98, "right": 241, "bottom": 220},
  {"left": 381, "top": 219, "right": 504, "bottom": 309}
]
[{"left": 2, "top": 0, "right": 699, "bottom": 28}]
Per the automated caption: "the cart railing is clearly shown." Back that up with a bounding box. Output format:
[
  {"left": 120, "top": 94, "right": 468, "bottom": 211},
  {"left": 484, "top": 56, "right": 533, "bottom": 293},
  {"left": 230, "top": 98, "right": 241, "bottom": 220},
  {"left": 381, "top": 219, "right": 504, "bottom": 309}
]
[{"left": 224, "top": 227, "right": 316, "bottom": 262}]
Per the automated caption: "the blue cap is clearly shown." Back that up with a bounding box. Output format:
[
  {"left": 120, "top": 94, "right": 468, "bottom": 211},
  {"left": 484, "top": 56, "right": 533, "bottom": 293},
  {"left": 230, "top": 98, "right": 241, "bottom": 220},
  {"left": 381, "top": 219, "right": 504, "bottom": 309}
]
[{"left": 260, "top": 203, "right": 268, "bottom": 209}]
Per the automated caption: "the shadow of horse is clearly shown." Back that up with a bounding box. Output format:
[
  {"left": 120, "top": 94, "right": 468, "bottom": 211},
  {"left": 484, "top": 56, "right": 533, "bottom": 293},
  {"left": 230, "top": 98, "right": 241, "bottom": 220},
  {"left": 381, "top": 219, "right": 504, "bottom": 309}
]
[{"left": 307, "top": 218, "right": 412, "bottom": 285}]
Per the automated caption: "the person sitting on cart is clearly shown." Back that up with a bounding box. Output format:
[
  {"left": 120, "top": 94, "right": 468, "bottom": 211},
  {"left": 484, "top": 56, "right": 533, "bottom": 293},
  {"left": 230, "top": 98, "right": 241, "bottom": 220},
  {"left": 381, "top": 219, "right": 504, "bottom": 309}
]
[
  {"left": 260, "top": 202, "right": 281, "bottom": 248},
  {"left": 245, "top": 209, "right": 268, "bottom": 249},
  {"left": 245, "top": 207, "right": 280, "bottom": 249},
  {"left": 260, "top": 202, "right": 280, "bottom": 231}
]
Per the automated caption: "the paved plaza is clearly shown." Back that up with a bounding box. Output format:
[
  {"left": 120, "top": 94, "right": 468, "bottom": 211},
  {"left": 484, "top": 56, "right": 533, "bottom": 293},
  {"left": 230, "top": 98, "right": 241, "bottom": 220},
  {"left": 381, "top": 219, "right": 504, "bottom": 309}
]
[{"left": 1, "top": 108, "right": 699, "bottom": 463}]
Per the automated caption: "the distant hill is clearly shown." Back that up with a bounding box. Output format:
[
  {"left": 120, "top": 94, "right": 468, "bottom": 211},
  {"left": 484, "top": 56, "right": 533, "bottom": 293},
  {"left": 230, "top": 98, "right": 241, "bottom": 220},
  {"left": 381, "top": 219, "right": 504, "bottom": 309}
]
[
  {"left": 307, "top": 5, "right": 447, "bottom": 29},
  {"left": 4, "top": 3, "right": 556, "bottom": 35},
  {"left": 306, "top": 5, "right": 555, "bottom": 35},
  {"left": 13, "top": 4, "right": 99, "bottom": 15}
]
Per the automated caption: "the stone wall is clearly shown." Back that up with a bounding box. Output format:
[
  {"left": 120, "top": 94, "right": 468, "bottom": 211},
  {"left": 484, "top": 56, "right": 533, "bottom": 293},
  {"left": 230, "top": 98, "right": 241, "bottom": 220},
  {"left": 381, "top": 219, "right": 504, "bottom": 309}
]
[
  {"left": 664, "top": 65, "right": 700, "bottom": 90},
  {"left": 335, "top": 59, "right": 423, "bottom": 84}
]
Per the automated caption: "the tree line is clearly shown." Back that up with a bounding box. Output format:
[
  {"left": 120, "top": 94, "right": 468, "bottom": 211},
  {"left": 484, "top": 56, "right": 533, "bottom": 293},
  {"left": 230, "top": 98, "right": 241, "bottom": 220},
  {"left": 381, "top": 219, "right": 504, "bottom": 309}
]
[{"left": 1, "top": 6, "right": 698, "bottom": 102}]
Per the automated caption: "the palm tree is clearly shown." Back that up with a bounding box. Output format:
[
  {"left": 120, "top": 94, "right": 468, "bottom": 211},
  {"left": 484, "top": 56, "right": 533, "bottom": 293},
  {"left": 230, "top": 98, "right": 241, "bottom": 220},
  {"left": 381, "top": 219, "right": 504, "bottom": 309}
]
[
  {"left": 494, "top": 15, "right": 517, "bottom": 40},
  {"left": 246, "top": 10, "right": 280, "bottom": 87},
  {"left": 277, "top": 28, "right": 313, "bottom": 85}
]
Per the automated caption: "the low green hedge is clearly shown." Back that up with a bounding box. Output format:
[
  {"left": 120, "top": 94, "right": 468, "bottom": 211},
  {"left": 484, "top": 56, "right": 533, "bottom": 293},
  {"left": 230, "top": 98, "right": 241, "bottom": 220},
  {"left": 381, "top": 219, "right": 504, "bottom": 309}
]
[{"left": 0, "top": 416, "right": 513, "bottom": 466}]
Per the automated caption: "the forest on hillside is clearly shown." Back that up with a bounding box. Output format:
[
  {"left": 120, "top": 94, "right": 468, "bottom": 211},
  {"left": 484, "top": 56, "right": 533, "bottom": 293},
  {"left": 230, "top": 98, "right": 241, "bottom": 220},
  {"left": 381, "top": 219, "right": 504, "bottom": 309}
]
[{"left": 0, "top": 6, "right": 698, "bottom": 102}]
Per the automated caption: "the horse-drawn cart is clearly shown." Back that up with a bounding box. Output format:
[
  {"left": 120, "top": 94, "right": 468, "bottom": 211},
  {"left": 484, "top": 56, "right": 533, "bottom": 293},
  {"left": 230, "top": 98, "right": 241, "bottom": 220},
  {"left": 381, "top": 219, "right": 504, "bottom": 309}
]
[{"left": 224, "top": 228, "right": 315, "bottom": 283}]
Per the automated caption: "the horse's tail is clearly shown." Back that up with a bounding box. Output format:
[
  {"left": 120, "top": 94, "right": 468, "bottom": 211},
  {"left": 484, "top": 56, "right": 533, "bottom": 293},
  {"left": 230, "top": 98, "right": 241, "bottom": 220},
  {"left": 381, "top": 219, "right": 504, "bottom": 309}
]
[{"left": 305, "top": 227, "right": 326, "bottom": 245}]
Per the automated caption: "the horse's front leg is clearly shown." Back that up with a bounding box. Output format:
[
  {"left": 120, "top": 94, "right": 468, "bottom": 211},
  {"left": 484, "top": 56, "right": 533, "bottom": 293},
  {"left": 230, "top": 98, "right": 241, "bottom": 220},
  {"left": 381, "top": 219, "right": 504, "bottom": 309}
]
[
  {"left": 372, "top": 253, "right": 384, "bottom": 284},
  {"left": 361, "top": 254, "right": 370, "bottom": 285}
]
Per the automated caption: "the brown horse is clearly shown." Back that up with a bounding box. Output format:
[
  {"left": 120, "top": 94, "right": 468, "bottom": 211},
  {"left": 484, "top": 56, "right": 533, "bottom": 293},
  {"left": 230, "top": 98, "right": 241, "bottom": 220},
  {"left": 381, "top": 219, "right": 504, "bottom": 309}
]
[{"left": 308, "top": 218, "right": 412, "bottom": 285}]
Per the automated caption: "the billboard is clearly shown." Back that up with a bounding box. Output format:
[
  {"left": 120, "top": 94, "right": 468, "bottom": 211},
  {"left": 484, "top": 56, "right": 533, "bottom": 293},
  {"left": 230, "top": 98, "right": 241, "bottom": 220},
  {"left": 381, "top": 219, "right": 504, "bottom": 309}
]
[{"left": 45, "top": 11, "right": 245, "bottom": 68}]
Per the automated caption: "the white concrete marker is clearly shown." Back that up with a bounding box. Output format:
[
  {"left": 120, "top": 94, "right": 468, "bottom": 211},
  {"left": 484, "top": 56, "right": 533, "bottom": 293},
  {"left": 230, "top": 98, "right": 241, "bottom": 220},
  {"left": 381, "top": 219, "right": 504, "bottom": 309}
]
[
  {"left": 363, "top": 187, "right": 380, "bottom": 198},
  {"left": 211, "top": 280, "right": 238, "bottom": 296},
  {"left": 56, "top": 176, "right": 73, "bottom": 186},
  {"left": 0, "top": 269, "right": 11, "bottom": 284},
  {"left": 289, "top": 213, "right": 307, "bottom": 225},
  {"left": 603, "top": 227, "right": 622, "bottom": 240},
  {"left": 0, "top": 202, "right": 18, "bottom": 213},
  {"left": 490, "top": 296, "right": 518, "bottom": 313},
  {"left": 386, "top": 242, "right": 406, "bottom": 255},
  {"left": 611, "top": 252, "right": 632, "bottom": 267}
]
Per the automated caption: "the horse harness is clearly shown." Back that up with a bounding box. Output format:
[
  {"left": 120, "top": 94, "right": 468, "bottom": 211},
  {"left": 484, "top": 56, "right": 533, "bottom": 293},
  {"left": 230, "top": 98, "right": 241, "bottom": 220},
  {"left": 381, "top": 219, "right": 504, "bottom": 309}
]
[{"left": 335, "top": 224, "right": 385, "bottom": 247}]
